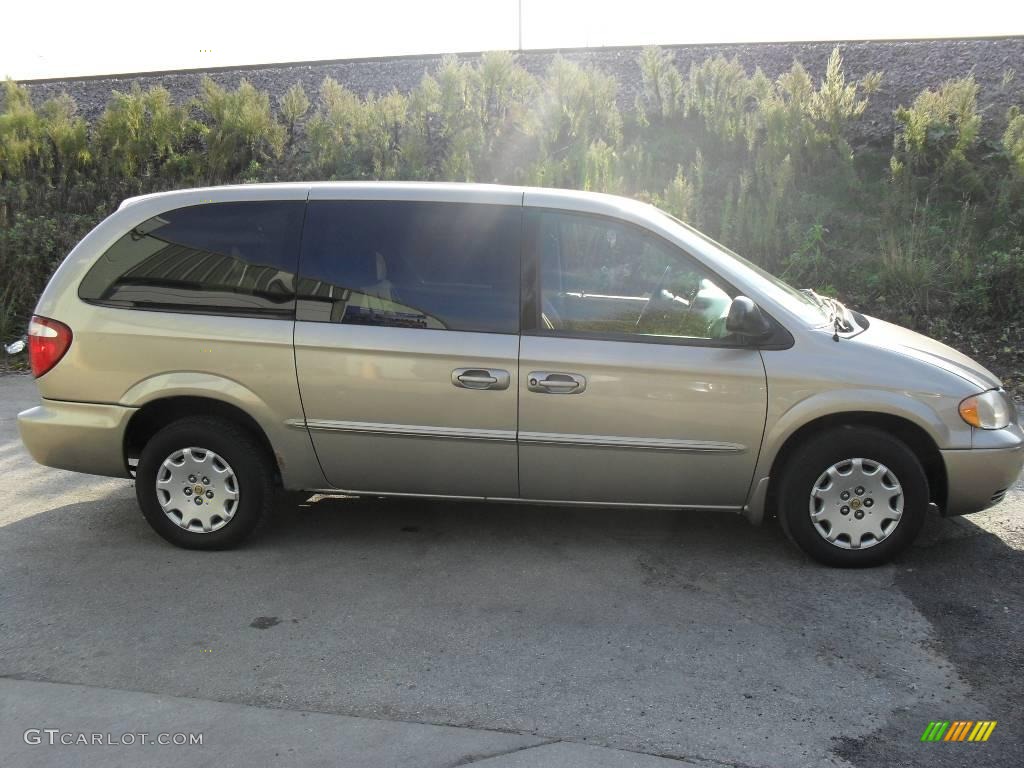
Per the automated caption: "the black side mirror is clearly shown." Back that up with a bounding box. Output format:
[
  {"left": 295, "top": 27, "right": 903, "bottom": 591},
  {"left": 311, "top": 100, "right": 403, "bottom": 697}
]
[{"left": 726, "top": 296, "right": 772, "bottom": 341}]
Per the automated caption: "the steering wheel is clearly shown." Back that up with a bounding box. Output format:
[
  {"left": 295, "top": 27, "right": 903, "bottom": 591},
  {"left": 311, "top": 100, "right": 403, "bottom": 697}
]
[
  {"left": 635, "top": 266, "right": 672, "bottom": 330},
  {"left": 636, "top": 268, "right": 704, "bottom": 334},
  {"left": 541, "top": 296, "right": 563, "bottom": 330}
]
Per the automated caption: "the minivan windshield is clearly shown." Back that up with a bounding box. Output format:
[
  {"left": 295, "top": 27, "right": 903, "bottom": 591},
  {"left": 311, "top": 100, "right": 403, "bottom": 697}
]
[{"left": 657, "top": 211, "right": 830, "bottom": 326}]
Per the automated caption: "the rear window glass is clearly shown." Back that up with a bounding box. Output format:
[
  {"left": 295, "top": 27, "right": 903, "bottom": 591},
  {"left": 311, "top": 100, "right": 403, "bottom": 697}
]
[
  {"left": 297, "top": 200, "right": 521, "bottom": 334},
  {"left": 79, "top": 201, "right": 305, "bottom": 318}
]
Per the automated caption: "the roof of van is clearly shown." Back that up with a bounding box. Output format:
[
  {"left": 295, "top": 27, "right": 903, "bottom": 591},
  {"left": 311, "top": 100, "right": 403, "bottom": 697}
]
[{"left": 118, "top": 182, "right": 651, "bottom": 217}]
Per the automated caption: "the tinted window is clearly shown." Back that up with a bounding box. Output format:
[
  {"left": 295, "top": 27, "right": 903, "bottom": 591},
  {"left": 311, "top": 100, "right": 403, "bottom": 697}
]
[
  {"left": 79, "top": 201, "right": 304, "bottom": 317},
  {"left": 297, "top": 201, "right": 521, "bottom": 334},
  {"left": 537, "top": 210, "right": 734, "bottom": 340}
]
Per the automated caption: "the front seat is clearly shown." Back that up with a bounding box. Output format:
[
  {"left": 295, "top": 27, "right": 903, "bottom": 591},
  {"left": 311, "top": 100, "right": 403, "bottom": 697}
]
[
  {"left": 360, "top": 251, "right": 397, "bottom": 303},
  {"left": 332, "top": 251, "right": 399, "bottom": 322}
]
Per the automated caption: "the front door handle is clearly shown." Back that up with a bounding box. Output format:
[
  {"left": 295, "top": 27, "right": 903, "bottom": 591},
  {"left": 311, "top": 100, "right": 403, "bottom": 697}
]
[
  {"left": 452, "top": 368, "right": 510, "bottom": 391},
  {"left": 527, "top": 371, "right": 587, "bottom": 394}
]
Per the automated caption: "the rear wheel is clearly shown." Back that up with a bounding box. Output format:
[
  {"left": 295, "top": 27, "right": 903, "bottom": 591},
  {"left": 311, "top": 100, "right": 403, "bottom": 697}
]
[
  {"left": 136, "top": 417, "right": 273, "bottom": 549},
  {"left": 777, "top": 426, "right": 928, "bottom": 567}
]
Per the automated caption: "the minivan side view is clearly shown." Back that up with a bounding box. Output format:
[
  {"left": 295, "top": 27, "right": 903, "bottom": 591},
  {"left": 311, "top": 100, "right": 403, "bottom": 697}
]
[{"left": 17, "top": 182, "right": 1024, "bottom": 566}]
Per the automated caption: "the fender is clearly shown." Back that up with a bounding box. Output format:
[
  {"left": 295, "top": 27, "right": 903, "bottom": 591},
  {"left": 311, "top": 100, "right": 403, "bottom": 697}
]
[
  {"left": 120, "top": 371, "right": 326, "bottom": 490},
  {"left": 743, "top": 387, "right": 964, "bottom": 524},
  {"left": 121, "top": 371, "right": 270, "bottom": 416}
]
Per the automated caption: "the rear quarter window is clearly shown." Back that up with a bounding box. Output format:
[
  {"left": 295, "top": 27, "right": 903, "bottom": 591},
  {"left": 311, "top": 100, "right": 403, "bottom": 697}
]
[{"left": 79, "top": 201, "right": 305, "bottom": 318}]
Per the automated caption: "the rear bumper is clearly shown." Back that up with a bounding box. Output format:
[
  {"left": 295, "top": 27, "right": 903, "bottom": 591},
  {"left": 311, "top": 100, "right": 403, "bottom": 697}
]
[
  {"left": 17, "top": 399, "right": 135, "bottom": 478},
  {"left": 941, "top": 428, "right": 1024, "bottom": 516}
]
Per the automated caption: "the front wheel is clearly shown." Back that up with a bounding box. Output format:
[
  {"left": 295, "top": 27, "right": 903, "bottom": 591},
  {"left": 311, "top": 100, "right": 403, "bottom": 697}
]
[
  {"left": 777, "top": 426, "right": 928, "bottom": 567},
  {"left": 136, "top": 417, "right": 273, "bottom": 549}
]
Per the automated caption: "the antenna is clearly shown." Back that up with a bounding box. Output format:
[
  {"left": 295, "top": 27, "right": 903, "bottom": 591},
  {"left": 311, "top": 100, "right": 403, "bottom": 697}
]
[{"left": 518, "top": 0, "right": 523, "bottom": 51}]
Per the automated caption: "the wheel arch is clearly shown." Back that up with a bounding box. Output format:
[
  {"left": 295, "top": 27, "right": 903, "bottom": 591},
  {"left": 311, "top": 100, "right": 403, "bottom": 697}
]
[
  {"left": 763, "top": 412, "right": 947, "bottom": 520},
  {"left": 123, "top": 396, "right": 281, "bottom": 485}
]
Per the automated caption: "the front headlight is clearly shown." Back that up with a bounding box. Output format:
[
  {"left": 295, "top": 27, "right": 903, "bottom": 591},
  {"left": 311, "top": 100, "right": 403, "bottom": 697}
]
[{"left": 959, "top": 390, "right": 1013, "bottom": 429}]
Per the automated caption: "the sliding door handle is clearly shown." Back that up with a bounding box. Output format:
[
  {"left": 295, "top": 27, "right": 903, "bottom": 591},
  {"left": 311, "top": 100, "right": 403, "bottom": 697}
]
[
  {"left": 452, "top": 368, "right": 510, "bottom": 391},
  {"left": 527, "top": 371, "right": 587, "bottom": 394}
]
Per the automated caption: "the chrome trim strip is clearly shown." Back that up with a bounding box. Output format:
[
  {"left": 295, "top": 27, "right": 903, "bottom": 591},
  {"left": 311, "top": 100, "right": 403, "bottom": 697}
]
[
  {"left": 286, "top": 418, "right": 516, "bottom": 443},
  {"left": 518, "top": 431, "right": 745, "bottom": 453},
  {"left": 287, "top": 419, "right": 744, "bottom": 453}
]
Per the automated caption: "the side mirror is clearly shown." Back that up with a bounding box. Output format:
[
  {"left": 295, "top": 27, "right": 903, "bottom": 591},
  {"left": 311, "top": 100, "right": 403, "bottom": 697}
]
[{"left": 726, "top": 296, "right": 772, "bottom": 341}]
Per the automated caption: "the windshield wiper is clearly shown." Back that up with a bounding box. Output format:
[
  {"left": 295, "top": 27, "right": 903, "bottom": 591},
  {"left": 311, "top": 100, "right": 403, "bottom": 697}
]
[
  {"left": 800, "top": 287, "right": 823, "bottom": 305},
  {"left": 801, "top": 289, "right": 854, "bottom": 340}
]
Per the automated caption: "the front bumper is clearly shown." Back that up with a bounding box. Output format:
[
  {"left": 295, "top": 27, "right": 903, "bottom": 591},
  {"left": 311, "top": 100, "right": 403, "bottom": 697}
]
[
  {"left": 18, "top": 399, "right": 136, "bottom": 478},
  {"left": 941, "top": 423, "right": 1024, "bottom": 516}
]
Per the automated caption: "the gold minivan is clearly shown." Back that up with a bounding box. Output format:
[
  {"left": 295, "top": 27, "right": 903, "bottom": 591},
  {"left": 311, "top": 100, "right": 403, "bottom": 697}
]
[{"left": 17, "top": 183, "right": 1023, "bottom": 566}]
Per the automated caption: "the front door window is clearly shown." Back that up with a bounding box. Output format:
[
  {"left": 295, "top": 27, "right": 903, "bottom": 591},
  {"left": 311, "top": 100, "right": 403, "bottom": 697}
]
[{"left": 538, "top": 211, "right": 734, "bottom": 341}]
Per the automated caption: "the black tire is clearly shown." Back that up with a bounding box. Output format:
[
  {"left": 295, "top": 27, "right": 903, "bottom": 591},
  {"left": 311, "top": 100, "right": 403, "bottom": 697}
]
[
  {"left": 136, "top": 417, "right": 274, "bottom": 550},
  {"left": 777, "top": 426, "right": 928, "bottom": 567}
]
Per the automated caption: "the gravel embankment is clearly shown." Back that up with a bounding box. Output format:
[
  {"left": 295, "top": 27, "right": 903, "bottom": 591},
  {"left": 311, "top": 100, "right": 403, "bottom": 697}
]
[{"left": 20, "top": 37, "right": 1024, "bottom": 143}]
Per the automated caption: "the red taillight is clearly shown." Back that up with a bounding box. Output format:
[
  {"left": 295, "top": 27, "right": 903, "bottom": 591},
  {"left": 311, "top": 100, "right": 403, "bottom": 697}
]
[{"left": 28, "top": 315, "right": 72, "bottom": 378}]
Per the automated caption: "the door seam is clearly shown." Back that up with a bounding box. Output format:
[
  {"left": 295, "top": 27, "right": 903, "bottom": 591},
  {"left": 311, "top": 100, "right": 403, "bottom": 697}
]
[
  {"left": 741, "top": 349, "right": 771, "bottom": 511},
  {"left": 515, "top": 192, "right": 525, "bottom": 499},
  {"left": 290, "top": 190, "right": 331, "bottom": 489}
]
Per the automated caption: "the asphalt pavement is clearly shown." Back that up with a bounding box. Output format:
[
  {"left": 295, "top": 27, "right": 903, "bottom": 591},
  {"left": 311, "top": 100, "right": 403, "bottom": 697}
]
[{"left": 1, "top": 373, "right": 1021, "bottom": 767}]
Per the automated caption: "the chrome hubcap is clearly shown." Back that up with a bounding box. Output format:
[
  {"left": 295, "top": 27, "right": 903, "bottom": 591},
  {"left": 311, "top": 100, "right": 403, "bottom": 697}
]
[
  {"left": 156, "top": 447, "right": 239, "bottom": 533},
  {"left": 809, "top": 458, "right": 903, "bottom": 550}
]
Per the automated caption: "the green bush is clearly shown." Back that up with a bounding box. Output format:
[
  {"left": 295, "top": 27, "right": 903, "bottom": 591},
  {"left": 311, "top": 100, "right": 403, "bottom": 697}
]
[
  {"left": 197, "top": 78, "right": 284, "bottom": 184},
  {"left": 96, "top": 84, "right": 196, "bottom": 180}
]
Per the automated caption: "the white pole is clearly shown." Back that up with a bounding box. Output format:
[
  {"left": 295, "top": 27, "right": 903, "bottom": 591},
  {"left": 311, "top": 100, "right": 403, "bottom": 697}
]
[{"left": 518, "top": 0, "right": 523, "bottom": 51}]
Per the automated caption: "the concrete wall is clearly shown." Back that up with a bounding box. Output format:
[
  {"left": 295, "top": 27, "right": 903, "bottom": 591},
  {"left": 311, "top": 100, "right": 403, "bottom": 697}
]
[{"left": 20, "top": 37, "right": 1024, "bottom": 143}]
